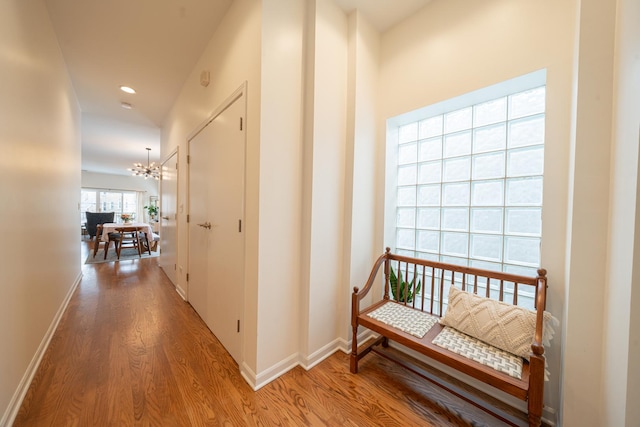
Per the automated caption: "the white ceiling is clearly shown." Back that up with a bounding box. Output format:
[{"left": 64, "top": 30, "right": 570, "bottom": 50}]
[
  {"left": 333, "top": 0, "right": 432, "bottom": 32},
  {"left": 44, "top": 0, "right": 431, "bottom": 176}
]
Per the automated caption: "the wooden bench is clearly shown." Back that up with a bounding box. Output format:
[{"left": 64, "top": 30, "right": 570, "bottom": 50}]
[{"left": 351, "top": 248, "right": 553, "bottom": 427}]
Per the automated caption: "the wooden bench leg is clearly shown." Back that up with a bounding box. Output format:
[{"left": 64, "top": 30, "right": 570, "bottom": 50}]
[
  {"left": 528, "top": 354, "right": 544, "bottom": 427},
  {"left": 350, "top": 324, "right": 359, "bottom": 374}
]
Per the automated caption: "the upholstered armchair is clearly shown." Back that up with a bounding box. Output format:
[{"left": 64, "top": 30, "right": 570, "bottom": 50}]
[{"left": 85, "top": 212, "right": 115, "bottom": 240}]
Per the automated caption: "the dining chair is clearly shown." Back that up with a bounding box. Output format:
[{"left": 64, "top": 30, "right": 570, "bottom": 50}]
[
  {"left": 115, "top": 226, "right": 145, "bottom": 259},
  {"left": 139, "top": 231, "right": 152, "bottom": 255},
  {"left": 92, "top": 224, "right": 121, "bottom": 259}
]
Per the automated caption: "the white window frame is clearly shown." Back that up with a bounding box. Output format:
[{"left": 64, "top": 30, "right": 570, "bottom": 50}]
[{"left": 81, "top": 188, "right": 138, "bottom": 225}]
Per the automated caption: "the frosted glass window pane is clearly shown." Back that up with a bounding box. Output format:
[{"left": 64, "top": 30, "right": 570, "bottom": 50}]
[
  {"left": 399, "top": 123, "right": 418, "bottom": 143},
  {"left": 507, "top": 147, "right": 544, "bottom": 177},
  {"left": 474, "top": 97, "right": 507, "bottom": 127},
  {"left": 472, "top": 152, "right": 505, "bottom": 180},
  {"left": 398, "top": 164, "right": 417, "bottom": 185},
  {"left": 504, "top": 236, "right": 540, "bottom": 266},
  {"left": 440, "top": 256, "right": 469, "bottom": 267},
  {"left": 473, "top": 123, "right": 506, "bottom": 153},
  {"left": 471, "top": 180, "right": 504, "bottom": 206},
  {"left": 419, "top": 137, "right": 442, "bottom": 161},
  {"left": 397, "top": 187, "right": 416, "bottom": 206},
  {"left": 441, "top": 233, "right": 469, "bottom": 257},
  {"left": 417, "top": 252, "right": 440, "bottom": 262},
  {"left": 442, "top": 182, "right": 470, "bottom": 206},
  {"left": 506, "top": 208, "right": 541, "bottom": 236},
  {"left": 419, "top": 116, "right": 443, "bottom": 138},
  {"left": 444, "top": 131, "right": 472, "bottom": 158},
  {"left": 442, "top": 208, "right": 468, "bottom": 231},
  {"left": 509, "top": 87, "right": 545, "bottom": 119},
  {"left": 508, "top": 115, "right": 545, "bottom": 149},
  {"left": 397, "top": 249, "right": 415, "bottom": 258},
  {"left": 443, "top": 157, "right": 470, "bottom": 182},
  {"left": 397, "top": 208, "right": 416, "bottom": 227},
  {"left": 470, "top": 208, "right": 503, "bottom": 233},
  {"left": 417, "top": 230, "right": 440, "bottom": 252},
  {"left": 471, "top": 259, "right": 502, "bottom": 273},
  {"left": 398, "top": 142, "right": 417, "bottom": 165},
  {"left": 504, "top": 264, "right": 538, "bottom": 277},
  {"left": 417, "top": 208, "right": 440, "bottom": 229},
  {"left": 471, "top": 234, "right": 503, "bottom": 262},
  {"left": 506, "top": 177, "right": 543, "bottom": 206},
  {"left": 417, "top": 185, "right": 441, "bottom": 206},
  {"left": 393, "top": 82, "right": 545, "bottom": 271},
  {"left": 397, "top": 229, "right": 416, "bottom": 250},
  {"left": 418, "top": 161, "right": 442, "bottom": 184},
  {"left": 445, "top": 108, "right": 472, "bottom": 133}
]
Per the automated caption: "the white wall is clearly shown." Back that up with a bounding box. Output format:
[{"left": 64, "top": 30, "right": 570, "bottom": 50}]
[
  {"left": 81, "top": 171, "right": 159, "bottom": 197},
  {"left": 161, "top": 0, "right": 263, "bottom": 379},
  {"left": 342, "top": 11, "right": 380, "bottom": 340},
  {"left": 299, "top": 0, "right": 348, "bottom": 365},
  {"left": 257, "top": 0, "right": 306, "bottom": 380},
  {"left": 377, "top": 0, "right": 576, "bottom": 419},
  {"left": 0, "top": 0, "right": 82, "bottom": 423},
  {"left": 604, "top": 0, "right": 640, "bottom": 425},
  {"left": 563, "top": 0, "right": 615, "bottom": 424}
]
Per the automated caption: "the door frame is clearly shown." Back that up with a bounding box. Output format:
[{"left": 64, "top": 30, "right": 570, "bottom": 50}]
[
  {"left": 186, "top": 81, "right": 247, "bottom": 364},
  {"left": 160, "top": 147, "right": 179, "bottom": 292}
]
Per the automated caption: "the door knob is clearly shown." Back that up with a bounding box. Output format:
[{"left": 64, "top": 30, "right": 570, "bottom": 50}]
[
  {"left": 197, "top": 222, "right": 212, "bottom": 229},
  {"left": 162, "top": 216, "right": 170, "bottom": 220}
]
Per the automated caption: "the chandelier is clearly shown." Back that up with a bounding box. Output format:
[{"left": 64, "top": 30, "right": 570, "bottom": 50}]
[{"left": 129, "top": 147, "right": 160, "bottom": 180}]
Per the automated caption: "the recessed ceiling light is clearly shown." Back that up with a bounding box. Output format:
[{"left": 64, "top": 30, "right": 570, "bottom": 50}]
[
  {"left": 121, "top": 102, "right": 133, "bottom": 109},
  {"left": 120, "top": 85, "right": 136, "bottom": 94}
]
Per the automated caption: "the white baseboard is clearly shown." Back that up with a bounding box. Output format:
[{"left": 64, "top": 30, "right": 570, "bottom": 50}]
[
  {"left": 240, "top": 337, "right": 353, "bottom": 391},
  {"left": 245, "top": 352, "right": 301, "bottom": 391},
  {"left": 0, "top": 273, "right": 82, "bottom": 427},
  {"left": 239, "top": 362, "right": 257, "bottom": 389},
  {"left": 299, "top": 338, "right": 344, "bottom": 370},
  {"left": 174, "top": 284, "right": 187, "bottom": 300}
]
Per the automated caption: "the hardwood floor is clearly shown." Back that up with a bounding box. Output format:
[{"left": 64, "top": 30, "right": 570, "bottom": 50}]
[{"left": 14, "top": 241, "right": 513, "bottom": 426}]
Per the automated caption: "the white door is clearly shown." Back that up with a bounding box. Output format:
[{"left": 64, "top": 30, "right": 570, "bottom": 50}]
[
  {"left": 188, "top": 92, "right": 245, "bottom": 364},
  {"left": 160, "top": 150, "right": 178, "bottom": 287}
]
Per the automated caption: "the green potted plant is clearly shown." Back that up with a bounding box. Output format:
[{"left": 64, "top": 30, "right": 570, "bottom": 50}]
[
  {"left": 144, "top": 204, "right": 159, "bottom": 221},
  {"left": 390, "top": 266, "right": 421, "bottom": 303}
]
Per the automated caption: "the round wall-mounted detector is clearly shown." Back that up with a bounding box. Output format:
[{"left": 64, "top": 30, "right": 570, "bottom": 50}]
[
  {"left": 121, "top": 102, "right": 133, "bottom": 109},
  {"left": 120, "top": 85, "right": 136, "bottom": 94}
]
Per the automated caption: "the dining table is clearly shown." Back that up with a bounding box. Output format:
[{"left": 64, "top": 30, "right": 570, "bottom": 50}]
[{"left": 100, "top": 222, "right": 155, "bottom": 249}]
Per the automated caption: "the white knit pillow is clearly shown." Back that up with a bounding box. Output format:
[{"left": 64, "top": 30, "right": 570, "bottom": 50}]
[{"left": 440, "top": 286, "right": 558, "bottom": 360}]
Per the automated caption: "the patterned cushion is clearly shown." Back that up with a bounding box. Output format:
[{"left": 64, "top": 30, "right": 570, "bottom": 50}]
[
  {"left": 367, "top": 302, "right": 438, "bottom": 338},
  {"left": 440, "top": 286, "right": 558, "bottom": 360},
  {"left": 433, "top": 326, "right": 523, "bottom": 379}
]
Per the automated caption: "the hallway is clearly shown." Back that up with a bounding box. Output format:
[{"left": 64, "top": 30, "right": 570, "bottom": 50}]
[{"left": 13, "top": 242, "right": 509, "bottom": 426}]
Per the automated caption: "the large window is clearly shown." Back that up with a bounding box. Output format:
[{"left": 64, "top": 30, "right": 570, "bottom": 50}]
[
  {"left": 81, "top": 189, "right": 137, "bottom": 225},
  {"left": 389, "top": 73, "right": 545, "bottom": 278}
]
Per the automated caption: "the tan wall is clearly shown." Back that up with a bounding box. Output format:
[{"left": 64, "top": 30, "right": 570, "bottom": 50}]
[{"left": 0, "top": 0, "right": 81, "bottom": 423}]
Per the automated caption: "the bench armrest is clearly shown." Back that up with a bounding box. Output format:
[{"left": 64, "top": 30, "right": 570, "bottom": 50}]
[
  {"left": 531, "top": 268, "right": 548, "bottom": 356},
  {"left": 351, "top": 248, "right": 391, "bottom": 325}
]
